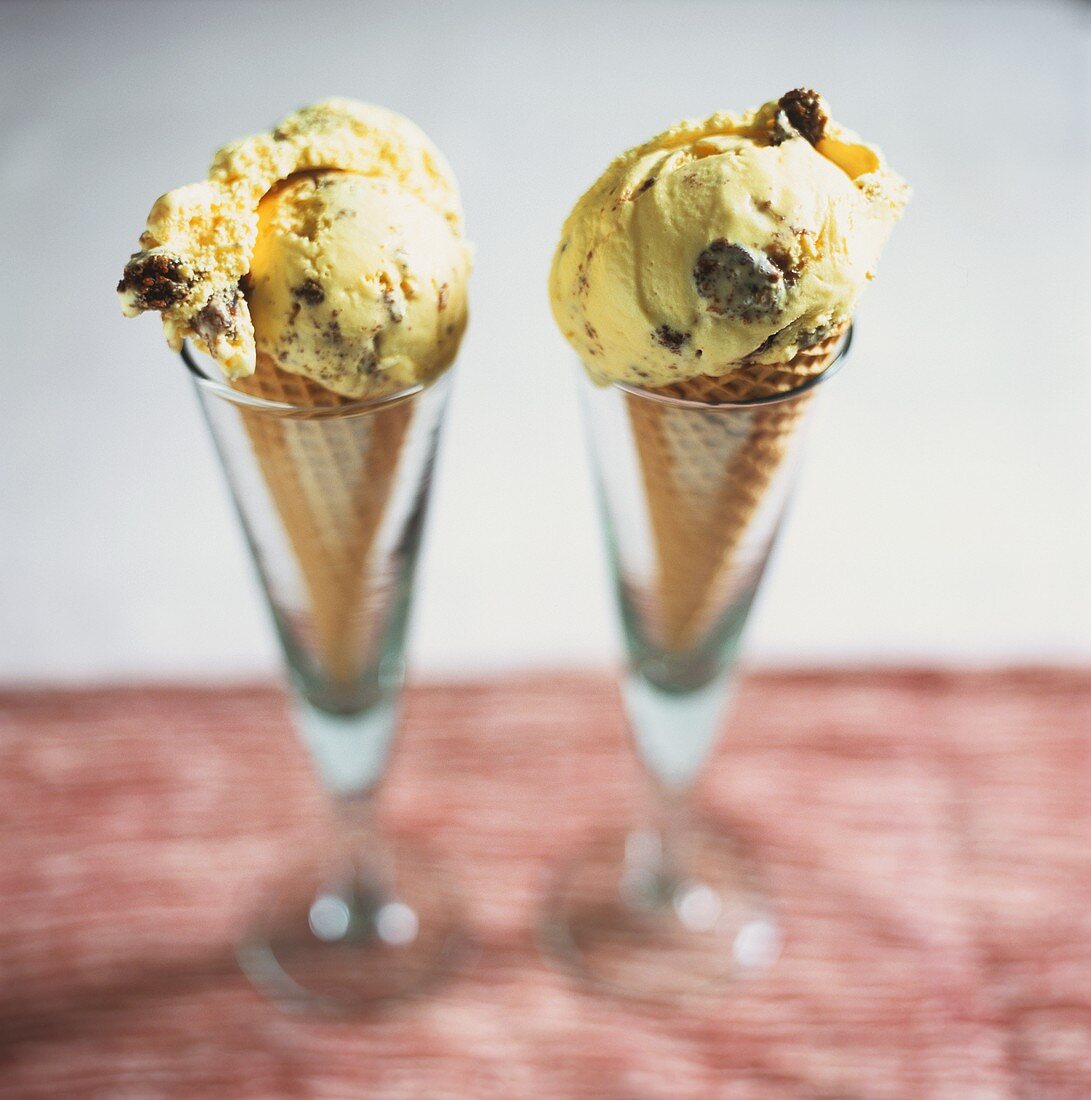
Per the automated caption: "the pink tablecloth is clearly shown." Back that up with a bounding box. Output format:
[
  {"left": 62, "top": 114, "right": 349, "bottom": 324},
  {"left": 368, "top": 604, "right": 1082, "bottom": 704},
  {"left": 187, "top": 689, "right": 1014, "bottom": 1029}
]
[{"left": 1, "top": 670, "right": 1089, "bottom": 1098}]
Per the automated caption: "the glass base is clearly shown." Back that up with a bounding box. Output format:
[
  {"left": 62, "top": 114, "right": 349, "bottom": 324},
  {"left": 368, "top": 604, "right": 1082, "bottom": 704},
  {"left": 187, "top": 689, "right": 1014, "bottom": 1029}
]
[
  {"left": 237, "top": 834, "right": 468, "bottom": 1014},
  {"left": 540, "top": 821, "right": 780, "bottom": 1001}
]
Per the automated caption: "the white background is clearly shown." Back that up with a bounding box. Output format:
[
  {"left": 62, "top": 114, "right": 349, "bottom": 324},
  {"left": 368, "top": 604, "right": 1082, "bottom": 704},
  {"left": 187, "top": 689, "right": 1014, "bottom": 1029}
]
[{"left": 2, "top": 0, "right": 1088, "bottom": 681}]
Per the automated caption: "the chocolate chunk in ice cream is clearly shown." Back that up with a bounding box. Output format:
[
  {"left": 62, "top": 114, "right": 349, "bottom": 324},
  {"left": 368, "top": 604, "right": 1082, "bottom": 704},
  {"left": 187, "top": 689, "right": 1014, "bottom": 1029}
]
[
  {"left": 117, "top": 251, "right": 194, "bottom": 311},
  {"left": 194, "top": 288, "right": 242, "bottom": 341},
  {"left": 653, "top": 325, "right": 690, "bottom": 352},
  {"left": 777, "top": 89, "right": 828, "bottom": 146},
  {"left": 293, "top": 279, "right": 325, "bottom": 305},
  {"left": 693, "top": 240, "right": 788, "bottom": 322}
]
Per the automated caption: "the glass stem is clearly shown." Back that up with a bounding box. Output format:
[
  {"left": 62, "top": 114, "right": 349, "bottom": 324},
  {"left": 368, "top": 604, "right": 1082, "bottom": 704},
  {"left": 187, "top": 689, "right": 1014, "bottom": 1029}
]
[
  {"left": 331, "top": 787, "right": 392, "bottom": 881},
  {"left": 293, "top": 689, "right": 401, "bottom": 802},
  {"left": 648, "top": 778, "right": 695, "bottom": 885},
  {"left": 334, "top": 786, "right": 378, "bottom": 837},
  {"left": 621, "top": 773, "right": 698, "bottom": 912},
  {"left": 305, "top": 788, "right": 400, "bottom": 942}
]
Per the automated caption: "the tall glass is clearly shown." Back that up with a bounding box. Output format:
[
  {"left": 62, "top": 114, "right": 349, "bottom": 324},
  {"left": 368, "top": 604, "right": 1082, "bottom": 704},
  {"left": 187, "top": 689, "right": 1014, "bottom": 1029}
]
[
  {"left": 540, "top": 330, "right": 851, "bottom": 999},
  {"left": 184, "top": 345, "right": 464, "bottom": 1013}
]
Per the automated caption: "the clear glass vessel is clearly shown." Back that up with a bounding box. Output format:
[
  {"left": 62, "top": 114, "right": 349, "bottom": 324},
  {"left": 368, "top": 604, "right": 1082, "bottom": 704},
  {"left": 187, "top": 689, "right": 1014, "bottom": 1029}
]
[
  {"left": 540, "top": 330, "right": 851, "bottom": 1000},
  {"left": 185, "top": 345, "right": 465, "bottom": 1013}
]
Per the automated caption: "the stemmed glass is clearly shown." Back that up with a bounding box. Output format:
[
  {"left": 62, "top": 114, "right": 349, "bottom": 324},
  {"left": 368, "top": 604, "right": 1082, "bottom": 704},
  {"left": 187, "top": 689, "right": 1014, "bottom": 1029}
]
[
  {"left": 540, "top": 330, "right": 851, "bottom": 999},
  {"left": 184, "top": 345, "right": 465, "bottom": 1013}
]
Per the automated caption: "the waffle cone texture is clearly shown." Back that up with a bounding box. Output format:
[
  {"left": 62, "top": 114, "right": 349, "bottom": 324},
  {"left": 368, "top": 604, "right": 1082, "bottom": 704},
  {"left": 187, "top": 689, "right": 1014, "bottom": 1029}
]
[
  {"left": 231, "top": 355, "right": 412, "bottom": 686},
  {"left": 625, "top": 326, "right": 847, "bottom": 651}
]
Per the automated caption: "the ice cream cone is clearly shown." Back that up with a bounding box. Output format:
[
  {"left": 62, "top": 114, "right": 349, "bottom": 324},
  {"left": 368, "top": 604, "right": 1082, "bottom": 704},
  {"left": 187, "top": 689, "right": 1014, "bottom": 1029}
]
[
  {"left": 625, "top": 326, "right": 847, "bottom": 650},
  {"left": 231, "top": 354, "right": 413, "bottom": 687}
]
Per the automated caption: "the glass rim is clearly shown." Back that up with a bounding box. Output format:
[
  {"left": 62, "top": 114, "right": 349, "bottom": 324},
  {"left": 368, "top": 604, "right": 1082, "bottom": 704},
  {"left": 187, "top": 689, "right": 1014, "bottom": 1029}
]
[
  {"left": 181, "top": 341, "right": 437, "bottom": 418},
  {"left": 608, "top": 323, "right": 852, "bottom": 409}
]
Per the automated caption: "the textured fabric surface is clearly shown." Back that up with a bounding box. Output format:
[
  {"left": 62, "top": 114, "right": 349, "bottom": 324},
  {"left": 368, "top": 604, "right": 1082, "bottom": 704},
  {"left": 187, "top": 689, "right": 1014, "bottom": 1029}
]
[{"left": 1, "top": 670, "right": 1089, "bottom": 1099}]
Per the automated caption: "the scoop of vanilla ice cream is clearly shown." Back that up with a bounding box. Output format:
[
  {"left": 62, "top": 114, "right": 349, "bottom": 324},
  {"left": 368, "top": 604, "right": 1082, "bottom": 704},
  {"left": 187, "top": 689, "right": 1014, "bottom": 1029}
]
[
  {"left": 549, "top": 90, "right": 909, "bottom": 387},
  {"left": 247, "top": 171, "right": 469, "bottom": 398},
  {"left": 118, "top": 99, "right": 471, "bottom": 386}
]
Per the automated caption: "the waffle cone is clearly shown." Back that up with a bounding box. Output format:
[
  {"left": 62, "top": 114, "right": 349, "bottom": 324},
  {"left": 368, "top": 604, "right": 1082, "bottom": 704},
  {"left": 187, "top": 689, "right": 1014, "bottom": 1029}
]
[
  {"left": 626, "top": 326, "right": 847, "bottom": 650},
  {"left": 231, "top": 355, "right": 412, "bottom": 686}
]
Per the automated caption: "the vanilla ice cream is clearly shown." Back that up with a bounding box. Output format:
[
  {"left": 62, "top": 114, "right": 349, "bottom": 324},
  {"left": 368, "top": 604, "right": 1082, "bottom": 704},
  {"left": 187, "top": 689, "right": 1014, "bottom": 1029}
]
[
  {"left": 118, "top": 99, "right": 471, "bottom": 397},
  {"left": 246, "top": 171, "right": 467, "bottom": 397},
  {"left": 549, "top": 89, "right": 909, "bottom": 387}
]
